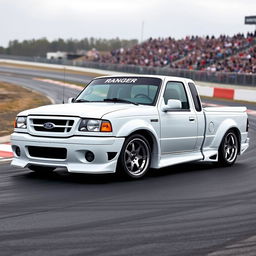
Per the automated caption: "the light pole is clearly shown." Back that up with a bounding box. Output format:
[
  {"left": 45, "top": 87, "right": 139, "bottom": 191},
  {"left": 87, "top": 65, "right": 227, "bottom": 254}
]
[{"left": 141, "top": 21, "right": 144, "bottom": 43}]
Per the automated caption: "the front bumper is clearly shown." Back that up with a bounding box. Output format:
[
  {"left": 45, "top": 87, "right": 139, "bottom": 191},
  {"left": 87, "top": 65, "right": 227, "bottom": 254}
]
[{"left": 11, "top": 133, "right": 125, "bottom": 174}]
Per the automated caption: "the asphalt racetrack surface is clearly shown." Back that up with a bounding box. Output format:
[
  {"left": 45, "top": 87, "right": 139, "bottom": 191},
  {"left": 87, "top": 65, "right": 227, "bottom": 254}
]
[{"left": 0, "top": 65, "right": 256, "bottom": 256}]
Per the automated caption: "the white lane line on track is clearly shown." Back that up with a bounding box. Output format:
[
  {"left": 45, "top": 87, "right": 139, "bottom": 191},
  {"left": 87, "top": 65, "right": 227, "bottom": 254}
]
[
  {"left": 0, "top": 158, "right": 12, "bottom": 162},
  {"left": 207, "top": 235, "right": 256, "bottom": 256},
  {"left": 0, "top": 144, "right": 13, "bottom": 159},
  {"left": 247, "top": 109, "right": 256, "bottom": 116},
  {"left": 0, "top": 144, "right": 12, "bottom": 152},
  {"left": 33, "top": 78, "right": 83, "bottom": 91}
]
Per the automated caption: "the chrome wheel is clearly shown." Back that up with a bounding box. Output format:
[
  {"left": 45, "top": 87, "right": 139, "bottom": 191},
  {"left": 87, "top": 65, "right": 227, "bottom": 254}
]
[
  {"left": 124, "top": 138, "right": 150, "bottom": 176},
  {"left": 118, "top": 134, "right": 151, "bottom": 179},
  {"left": 218, "top": 130, "right": 239, "bottom": 166},
  {"left": 223, "top": 132, "right": 238, "bottom": 163}
]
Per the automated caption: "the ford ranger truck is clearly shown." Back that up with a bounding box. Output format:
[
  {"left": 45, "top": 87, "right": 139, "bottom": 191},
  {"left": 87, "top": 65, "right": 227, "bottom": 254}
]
[{"left": 11, "top": 75, "right": 250, "bottom": 179}]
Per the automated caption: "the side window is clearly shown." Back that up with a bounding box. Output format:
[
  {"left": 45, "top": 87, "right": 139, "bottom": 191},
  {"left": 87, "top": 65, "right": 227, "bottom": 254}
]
[
  {"left": 164, "top": 81, "right": 189, "bottom": 110},
  {"left": 188, "top": 82, "right": 202, "bottom": 112}
]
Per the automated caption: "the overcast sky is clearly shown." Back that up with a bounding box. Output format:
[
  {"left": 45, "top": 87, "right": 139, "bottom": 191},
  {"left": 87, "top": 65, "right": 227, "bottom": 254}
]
[{"left": 0, "top": 0, "right": 255, "bottom": 47}]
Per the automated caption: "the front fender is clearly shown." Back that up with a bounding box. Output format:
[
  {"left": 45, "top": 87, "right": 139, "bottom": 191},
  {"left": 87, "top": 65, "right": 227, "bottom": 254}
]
[
  {"left": 116, "top": 119, "right": 158, "bottom": 138},
  {"left": 116, "top": 119, "right": 161, "bottom": 168}
]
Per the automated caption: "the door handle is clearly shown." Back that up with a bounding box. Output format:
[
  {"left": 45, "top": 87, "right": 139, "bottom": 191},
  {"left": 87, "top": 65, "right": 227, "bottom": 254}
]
[{"left": 189, "top": 117, "right": 195, "bottom": 121}]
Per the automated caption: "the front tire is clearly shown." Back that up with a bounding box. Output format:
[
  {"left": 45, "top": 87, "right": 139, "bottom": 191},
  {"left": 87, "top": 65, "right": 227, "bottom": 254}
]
[
  {"left": 117, "top": 134, "right": 151, "bottom": 179},
  {"left": 218, "top": 130, "right": 238, "bottom": 167}
]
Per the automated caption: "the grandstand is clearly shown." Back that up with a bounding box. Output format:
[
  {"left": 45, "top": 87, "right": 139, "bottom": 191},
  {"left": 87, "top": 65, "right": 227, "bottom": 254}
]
[{"left": 90, "top": 32, "right": 256, "bottom": 74}]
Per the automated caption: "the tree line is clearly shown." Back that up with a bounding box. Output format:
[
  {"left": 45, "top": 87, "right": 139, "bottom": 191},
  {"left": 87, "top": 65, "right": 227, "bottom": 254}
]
[{"left": 0, "top": 37, "right": 138, "bottom": 57}]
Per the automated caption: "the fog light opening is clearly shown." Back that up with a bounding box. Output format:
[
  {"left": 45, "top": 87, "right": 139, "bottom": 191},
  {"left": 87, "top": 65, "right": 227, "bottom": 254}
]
[
  {"left": 209, "top": 154, "right": 217, "bottom": 160},
  {"left": 107, "top": 152, "right": 117, "bottom": 161},
  {"left": 15, "top": 146, "right": 21, "bottom": 157},
  {"left": 85, "top": 151, "right": 95, "bottom": 162}
]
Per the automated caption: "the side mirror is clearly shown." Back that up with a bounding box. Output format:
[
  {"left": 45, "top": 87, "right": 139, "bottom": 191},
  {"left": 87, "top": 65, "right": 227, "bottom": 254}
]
[
  {"left": 162, "top": 99, "right": 182, "bottom": 112},
  {"left": 68, "top": 97, "right": 75, "bottom": 103}
]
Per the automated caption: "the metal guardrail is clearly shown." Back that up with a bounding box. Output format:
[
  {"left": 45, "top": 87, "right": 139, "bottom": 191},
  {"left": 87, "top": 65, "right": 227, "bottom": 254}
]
[{"left": 0, "top": 54, "right": 255, "bottom": 87}]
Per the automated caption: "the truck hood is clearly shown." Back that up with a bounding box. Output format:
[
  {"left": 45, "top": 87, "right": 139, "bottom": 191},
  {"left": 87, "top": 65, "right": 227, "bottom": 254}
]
[{"left": 19, "top": 102, "right": 142, "bottom": 119}]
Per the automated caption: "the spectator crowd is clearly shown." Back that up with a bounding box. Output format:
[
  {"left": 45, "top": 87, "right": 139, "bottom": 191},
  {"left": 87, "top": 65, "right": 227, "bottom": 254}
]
[{"left": 88, "top": 32, "right": 256, "bottom": 74}]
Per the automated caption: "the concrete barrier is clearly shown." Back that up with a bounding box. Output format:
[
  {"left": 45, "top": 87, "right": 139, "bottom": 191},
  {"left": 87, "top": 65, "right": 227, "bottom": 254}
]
[{"left": 197, "top": 84, "right": 256, "bottom": 103}]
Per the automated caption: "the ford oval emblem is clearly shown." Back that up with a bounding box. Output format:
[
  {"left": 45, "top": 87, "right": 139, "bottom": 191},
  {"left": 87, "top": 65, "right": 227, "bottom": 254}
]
[{"left": 43, "top": 122, "right": 55, "bottom": 130}]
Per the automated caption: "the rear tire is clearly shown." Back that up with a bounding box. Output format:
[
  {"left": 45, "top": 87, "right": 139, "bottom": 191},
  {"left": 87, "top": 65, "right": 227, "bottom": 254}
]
[
  {"left": 117, "top": 134, "right": 151, "bottom": 179},
  {"left": 28, "top": 165, "right": 55, "bottom": 173},
  {"left": 218, "top": 130, "right": 238, "bottom": 167}
]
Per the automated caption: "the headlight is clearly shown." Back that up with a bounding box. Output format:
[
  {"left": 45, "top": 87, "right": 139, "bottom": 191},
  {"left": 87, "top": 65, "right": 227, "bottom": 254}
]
[
  {"left": 87, "top": 120, "right": 101, "bottom": 131},
  {"left": 14, "top": 116, "right": 27, "bottom": 129},
  {"left": 79, "top": 119, "right": 112, "bottom": 132}
]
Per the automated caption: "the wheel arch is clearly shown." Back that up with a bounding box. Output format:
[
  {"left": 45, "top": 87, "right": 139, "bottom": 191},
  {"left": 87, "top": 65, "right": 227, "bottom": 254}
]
[
  {"left": 126, "top": 129, "right": 160, "bottom": 169},
  {"left": 128, "top": 129, "right": 155, "bottom": 151},
  {"left": 116, "top": 119, "right": 160, "bottom": 166}
]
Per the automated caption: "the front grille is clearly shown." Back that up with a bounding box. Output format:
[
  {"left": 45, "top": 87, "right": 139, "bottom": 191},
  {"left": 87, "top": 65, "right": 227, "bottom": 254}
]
[
  {"left": 30, "top": 118, "right": 74, "bottom": 133},
  {"left": 28, "top": 146, "right": 67, "bottom": 159}
]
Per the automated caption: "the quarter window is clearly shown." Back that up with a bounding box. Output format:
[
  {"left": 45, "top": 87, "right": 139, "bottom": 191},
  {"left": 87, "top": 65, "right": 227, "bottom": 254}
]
[{"left": 188, "top": 82, "right": 202, "bottom": 112}]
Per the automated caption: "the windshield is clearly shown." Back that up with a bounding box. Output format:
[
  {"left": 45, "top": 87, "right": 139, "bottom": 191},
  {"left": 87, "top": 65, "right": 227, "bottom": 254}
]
[{"left": 75, "top": 77, "right": 162, "bottom": 105}]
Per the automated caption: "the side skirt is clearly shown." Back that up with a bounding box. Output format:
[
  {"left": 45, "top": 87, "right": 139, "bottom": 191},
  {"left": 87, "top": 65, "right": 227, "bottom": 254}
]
[{"left": 155, "top": 151, "right": 204, "bottom": 169}]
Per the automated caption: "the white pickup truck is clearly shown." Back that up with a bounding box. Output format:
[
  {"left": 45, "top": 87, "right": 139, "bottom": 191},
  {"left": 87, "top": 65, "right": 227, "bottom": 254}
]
[{"left": 11, "top": 75, "right": 249, "bottom": 179}]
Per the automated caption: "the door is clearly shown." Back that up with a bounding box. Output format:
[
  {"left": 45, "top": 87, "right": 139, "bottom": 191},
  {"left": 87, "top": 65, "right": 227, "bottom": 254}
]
[{"left": 159, "top": 81, "right": 198, "bottom": 154}]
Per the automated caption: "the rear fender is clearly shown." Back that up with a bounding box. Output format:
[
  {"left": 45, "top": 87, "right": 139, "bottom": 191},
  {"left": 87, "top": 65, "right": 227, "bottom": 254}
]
[{"left": 209, "top": 119, "right": 239, "bottom": 150}]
